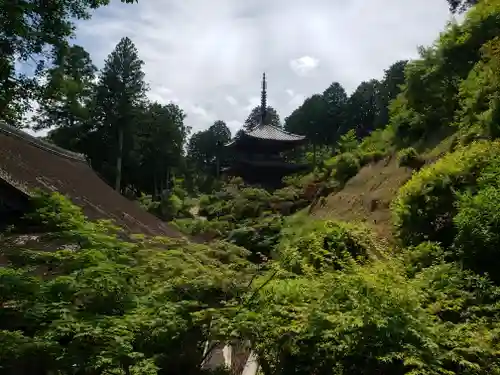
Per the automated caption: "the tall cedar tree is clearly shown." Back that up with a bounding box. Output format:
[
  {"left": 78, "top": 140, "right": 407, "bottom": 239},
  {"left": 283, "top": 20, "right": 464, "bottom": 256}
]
[
  {"left": 134, "top": 102, "right": 188, "bottom": 197},
  {"left": 93, "top": 37, "right": 147, "bottom": 192}
]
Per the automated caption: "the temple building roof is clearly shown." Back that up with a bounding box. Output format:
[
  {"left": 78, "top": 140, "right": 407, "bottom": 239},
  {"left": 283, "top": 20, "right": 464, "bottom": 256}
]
[
  {"left": 0, "top": 121, "right": 185, "bottom": 238},
  {"left": 226, "top": 124, "right": 305, "bottom": 146}
]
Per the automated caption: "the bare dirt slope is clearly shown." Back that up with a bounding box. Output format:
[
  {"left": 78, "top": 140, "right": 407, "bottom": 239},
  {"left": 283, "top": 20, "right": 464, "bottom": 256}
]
[{"left": 311, "top": 155, "right": 413, "bottom": 241}]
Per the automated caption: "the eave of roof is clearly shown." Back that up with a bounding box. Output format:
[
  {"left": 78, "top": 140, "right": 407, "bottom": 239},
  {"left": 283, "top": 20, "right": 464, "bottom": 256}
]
[{"left": 226, "top": 124, "right": 305, "bottom": 147}]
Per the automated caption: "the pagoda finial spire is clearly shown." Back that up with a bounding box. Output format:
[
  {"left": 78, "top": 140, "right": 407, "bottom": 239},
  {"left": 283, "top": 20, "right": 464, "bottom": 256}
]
[{"left": 260, "top": 72, "right": 267, "bottom": 126}]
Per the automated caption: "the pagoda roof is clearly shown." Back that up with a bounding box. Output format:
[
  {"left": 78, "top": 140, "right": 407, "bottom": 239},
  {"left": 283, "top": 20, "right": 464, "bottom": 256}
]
[{"left": 226, "top": 124, "right": 305, "bottom": 146}]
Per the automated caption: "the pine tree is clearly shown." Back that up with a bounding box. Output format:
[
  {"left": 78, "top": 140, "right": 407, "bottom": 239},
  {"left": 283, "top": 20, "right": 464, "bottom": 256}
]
[
  {"left": 243, "top": 106, "right": 281, "bottom": 131},
  {"left": 34, "top": 45, "right": 97, "bottom": 134},
  {"left": 92, "top": 37, "right": 148, "bottom": 192}
]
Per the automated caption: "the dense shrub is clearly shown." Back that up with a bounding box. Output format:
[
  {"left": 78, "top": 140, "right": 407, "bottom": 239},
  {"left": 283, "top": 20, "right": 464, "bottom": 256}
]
[
  {"left": 228, "top": 258, "right": 500, "bottom": 375},
  {"left": 359, "top": 149, "right": 385, "bottom": 165},
  {"left": 453, "top": 186, "right": 500, "bottom": 280},
  {"left": 333, "top": 152, "right": 361, "bottom": 184},
  {"left": 227, "top": 215, "right": 283, "bottom": 260},
  {"left": 456, "top": 37, "right": 500, "bottom": 138},
  {"left": 0, "top": 192, "right": 255, "bottom": 375},
  {"left": 389, "top": 0, "right": 500, "bottom": 145},
  {"left": 336, "top": 129, "right": 358, "bottom": 154},
  {"left": 277, "top": 219, "right": 376, "bottom": 274},
  {"left": 392, "top": 140, "right": 500, "bottom": 247},
  {"left": 402, "top": 241, "right": 448, "bottom": 277},
  {"left": 397, "top": 147, "right": 424, "bottom": 168}
]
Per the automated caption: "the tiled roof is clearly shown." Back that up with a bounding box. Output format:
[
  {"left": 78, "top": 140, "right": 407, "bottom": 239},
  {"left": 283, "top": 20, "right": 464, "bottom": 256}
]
[
  {"left": 246, "top": 124, "right": 305, "bottom": 141},
  {"left": 0, "top": 122, "right": 185, "bottom": 238},
  {"left": 226, "top": 124, "right": 305, "bottom": 146}
]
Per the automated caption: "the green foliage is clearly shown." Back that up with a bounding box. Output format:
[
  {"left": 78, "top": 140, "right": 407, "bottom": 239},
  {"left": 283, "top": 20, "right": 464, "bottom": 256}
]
[
  {"left": 160, "top": 193, "right": 183, "bottom": 221},
  {"left": 402, "top": 242, "right": 449, "bottom": 277},
  {"left": 225, "top": 256, "right": 500, "bottom": 375},
  {"left": 332, "top": 152, "right": 361, "bottom": 184},
  {"left": 0, "top": 192, "right": 255, "bottom": 374},
  {"left": 392, "top": 140, "right": 500, "bottom": 247},
  {"left": 397, "top": 147, "right": 424, "bottom": 168},
  {"left": 0, "top": 0, "right": 136, "bottom": 126},
  {"left": 137, "top": 193, "right": 161, "bottom": 213},
  {"left": 244, "top": 106, "right": 281, "bottom": 131},
  {"left": 186, "top": 120, "right": 232, "bottom": 193},
  {"left": 389, "top": 0, "right": 500, "bottom": 146},
  {"left": 456, "top": 37, "right": 500, "bottom": 138},
  {"left": 336, "top": 129, "right": 358, "bottom": 154},
  {"left": 453, "top": 186, "right": 500, "bottom": 281},
  {"left": 277, "top": 220, "right": 375, "bottom": 274}
]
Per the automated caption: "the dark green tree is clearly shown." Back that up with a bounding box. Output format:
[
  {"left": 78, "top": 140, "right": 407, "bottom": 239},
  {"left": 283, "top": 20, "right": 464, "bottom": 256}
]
[
  {"left": 36, "top": 45, "right": 97, "bottom": 151},
  {"left": 285, "top": 94, "right": 327, "bottom": 145},
  {"left": 447, "top": 0, "right": 479, "bottom": 13},
  {"left": 132, "top": 102, "right": 188, "bottom": 197},
  {"left": 0, "top": 0, "right": 137, "bottom": 127},
  {"left": 186, "top": 120, "right": 231, "bottom": 192},
  {"left": 285, "top": 82, "right": 348, "bottom": 147},
  {"left": 89, "top": 37, "right": 148, "bottom": 192},
  {"left": 374, "top": 60, "right": 408, "bottom": 128},
  {"left": 244, "top": 106, "right": 281, "bottom": 131},
  {"left": 344, "top": 79, "right": 382, "bottom": 137},
  {"left": 322, "top": 82, "right": 348, "bottom": 143}
]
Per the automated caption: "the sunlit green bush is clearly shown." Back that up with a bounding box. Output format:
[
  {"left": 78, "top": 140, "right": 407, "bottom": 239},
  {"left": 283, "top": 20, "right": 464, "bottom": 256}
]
[
  {"left": 392, "top": 140, "right": 500, "bottom": 247},
  {"left": 334, "top": 152, "right": 361, "bottom": 184},
  {"left": 397, "top": 147, "right": 424, "bottom": 168},
  {"left": 453, "top": 186, "right": 500, "bottom": 281},
  {"left": 277, "top": 219, "right": 375, "bottom": 274}
]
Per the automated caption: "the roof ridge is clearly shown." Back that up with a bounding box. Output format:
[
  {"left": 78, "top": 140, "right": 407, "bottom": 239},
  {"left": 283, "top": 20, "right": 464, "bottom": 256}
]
[{"left": 0, "top": 122, "right": 87, "bottom": 163}]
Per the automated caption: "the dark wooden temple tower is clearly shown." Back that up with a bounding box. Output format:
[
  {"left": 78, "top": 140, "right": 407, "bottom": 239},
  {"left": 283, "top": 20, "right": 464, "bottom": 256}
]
[{"left": 224, "top": 74, "right": 309, "bottom": 188}]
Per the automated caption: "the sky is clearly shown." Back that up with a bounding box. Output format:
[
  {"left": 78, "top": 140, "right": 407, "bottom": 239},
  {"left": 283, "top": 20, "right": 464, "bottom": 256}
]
[{"left": 35, "top": 0, "right": 454, "bottom": 136}]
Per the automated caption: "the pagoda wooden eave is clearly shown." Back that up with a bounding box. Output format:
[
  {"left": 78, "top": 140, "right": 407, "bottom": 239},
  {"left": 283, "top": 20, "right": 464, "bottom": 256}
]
[{"left": 225, "top": 124, "right": 306, "bottom": 148}]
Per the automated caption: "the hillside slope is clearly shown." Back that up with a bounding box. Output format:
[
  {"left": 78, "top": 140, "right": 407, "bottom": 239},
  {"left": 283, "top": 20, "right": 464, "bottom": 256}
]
[{"left": 310, "top": 155, "right": 413, "bottom": 240}]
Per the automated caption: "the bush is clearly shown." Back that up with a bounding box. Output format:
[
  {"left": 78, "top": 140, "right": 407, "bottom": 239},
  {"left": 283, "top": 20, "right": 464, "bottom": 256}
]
[
  {"left": 0, "top": 193, "right": 255, "bottom": 374},
  {"left": 137, "top": 193, "right": 161, "bottom": 213},
  {"left": 392, "top": 140, "right": 500, "bottom": 247},
  {"left": 456, "top": 37, "right": 500, "bottom": 138},
  {"left": 277, "top": 220, "right": 375, "bottom": 274},
  {"left": 336, "top": 129, "right": 358, "bottom": 154},
  {"left": 160, "top": 193, "right": 183, "bottom": 220},
  {"left": 403, "top": 241, "right": 448, "bottom": 277},
  {"left": 359, "top": 150, "right": 385, "bottom": 165},
  {"left": 397, "top": 147, "right": 424, "bottom": 168},
  {"left": 227, "top": 215, "right": 283, "bottom": 261},
  {"left": 453, "top": 186, "right": 500, "bottom": 280},
  {"left": 333, "top": 152, "right": 361, "bottom": 184},
  {"left": 230, "top": 258, "right": 500, "bottom": 375}
]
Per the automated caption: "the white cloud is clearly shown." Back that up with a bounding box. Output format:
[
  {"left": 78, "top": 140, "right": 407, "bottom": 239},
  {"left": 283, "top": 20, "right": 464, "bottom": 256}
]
[
  {"left": 225, "top": 95, "right": 238, "bottom": 106},
  {"left": 226, "top": 120, "right": 241, "bottom": 135},
  {"left": 289, "top": 56, "right": 320, "bottom": 76},
  {"left": 244, "top": 96, "right": 261, "bottom": 112},
  {"left": 69, "top": 0, "right": 452, "bottom": 135}
]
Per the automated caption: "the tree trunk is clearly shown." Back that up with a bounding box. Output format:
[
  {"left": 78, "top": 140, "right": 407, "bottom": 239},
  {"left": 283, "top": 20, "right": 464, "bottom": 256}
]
[
  {"left": 115, "top": 127, "right": 124, "bottom": 192},
  {"left": 153, "top": 174, "right": 158, "bottom": 199}
]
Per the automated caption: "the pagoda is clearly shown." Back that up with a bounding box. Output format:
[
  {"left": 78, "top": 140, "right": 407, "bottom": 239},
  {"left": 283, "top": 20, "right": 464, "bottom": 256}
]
[{"left": 223, "top": 73, "right": 309, "bottom": 188}]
